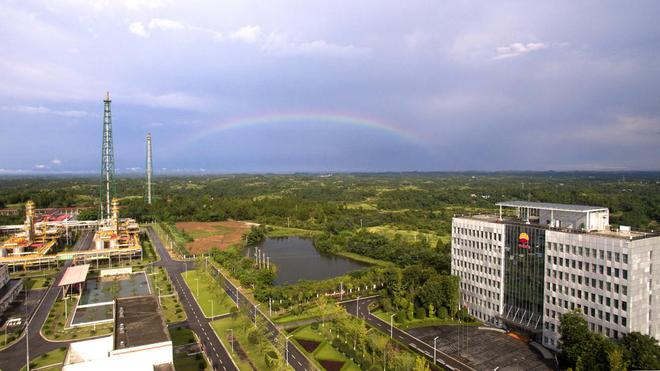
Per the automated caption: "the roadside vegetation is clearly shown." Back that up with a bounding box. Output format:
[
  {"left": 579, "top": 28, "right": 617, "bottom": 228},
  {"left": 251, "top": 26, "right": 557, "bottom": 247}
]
[
  {"left": 169, "top": 327, "right": 210, "bottom": 371},
  {"left": 181, "top": 269, "right": 235, "bottom": 317},
  {"left": 147, "top": 265, "right": 187, "bottom": 323},
  {"left": 22, "top": 346, "right": 67, "bottom": 371}
]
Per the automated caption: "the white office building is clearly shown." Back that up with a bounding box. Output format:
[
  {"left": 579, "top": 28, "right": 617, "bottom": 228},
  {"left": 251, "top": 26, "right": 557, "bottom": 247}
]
[{"left": 451, "top": 201, "right": 659, "bottom": 351}]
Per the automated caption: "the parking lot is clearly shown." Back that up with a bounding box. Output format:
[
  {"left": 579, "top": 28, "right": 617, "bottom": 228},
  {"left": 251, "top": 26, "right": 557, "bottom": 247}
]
[{"left": 407, "top": 326, "right": 554, "bottom": 371}]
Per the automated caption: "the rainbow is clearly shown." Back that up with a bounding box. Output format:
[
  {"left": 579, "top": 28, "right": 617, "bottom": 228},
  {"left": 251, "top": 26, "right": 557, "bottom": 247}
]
[{"left": 182, "top": 112, "right": 421, "bottom": 146}]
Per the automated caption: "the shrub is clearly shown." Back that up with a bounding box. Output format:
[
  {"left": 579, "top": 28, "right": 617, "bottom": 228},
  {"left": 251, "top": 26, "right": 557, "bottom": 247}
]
[
  {"left": 438, "top": 306, "right": 448, "bottom": 319},
  {"left": 395, "top": 310, "right": 407, "bottom": 323},
  {"left": 380, "top": 298, "right": 393, "bottom": 313},
  {"left": 247, "top": 329, "right": 258, "bottom": 344},
  {"left": 415, "top": 306, "right": 426, "bottom": 319},
  {"left": 311, "top": 322, "right": 319, "bottom": 330}
]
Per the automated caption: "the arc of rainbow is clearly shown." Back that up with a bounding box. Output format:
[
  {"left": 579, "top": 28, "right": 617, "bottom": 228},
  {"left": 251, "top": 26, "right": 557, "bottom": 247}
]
[{"left": 181, "top": 112, "right": 421, "bottom": 146}]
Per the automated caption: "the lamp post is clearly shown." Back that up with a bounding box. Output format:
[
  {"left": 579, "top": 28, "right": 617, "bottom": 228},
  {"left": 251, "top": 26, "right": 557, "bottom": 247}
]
[
  {"left": 208, "top": 299, "right": 214, "bottom": 319},
  {"left": 433, "top": 336, "right": 439, "bottom": 365},
  {"left": 285, "top": 334, "right": 293, "bottom": 365},
  {"left": 228, "top": 329, "right": 234, "bottom": 353},
  {"left": 390, "top": 313, "right": 396, "bottom": 338},
  {"left": 195, "top": 278, "right": 199, "bottom": 298},
  {"left": 356, "top": 296, "right": 361, "bottom": 318},
  {"left": 269, "top": 297, "right": 272, "bottom": 317}
]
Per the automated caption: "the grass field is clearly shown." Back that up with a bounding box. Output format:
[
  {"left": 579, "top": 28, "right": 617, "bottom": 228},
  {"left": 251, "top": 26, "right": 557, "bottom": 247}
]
[
  {"left": 211, "top": 316, "right": 271, "bottom": 371},
  {"left": 42, "top": 299, "right": 113, "bottom": 341},
  {"left": 333, "top": 251, "right": 394, "bottom": 267},
  {"left": 24, "top": 276, "right": 53, "bottom": 290},
  {"left": 181, "top": 269, "right": 235, "bottom": 317},
  {"left": 266, "top": 226, "right": 323, "bottom": 238},
  {"left": 366, "top": 225, "right": 450, "bottom": 246},
  {"left": 291, "top": 324, "right": 361, "bottom": 371},
  {"left": 22, "top": 346, "right": 67, "bottom": 371},
  {"left": 148, "top": 266, "right": 186, "bottom": 323},
  {"left": 371, "top": 309, "right": 480, "bottom": 329}
]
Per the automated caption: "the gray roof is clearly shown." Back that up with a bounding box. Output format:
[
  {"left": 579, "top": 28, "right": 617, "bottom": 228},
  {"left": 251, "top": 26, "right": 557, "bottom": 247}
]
[
  {"left": 496, "top": 201, "right": 608, "bottom": 213},
  {"left": 114, "top": 296, "right": 170, "bottom": 350}
]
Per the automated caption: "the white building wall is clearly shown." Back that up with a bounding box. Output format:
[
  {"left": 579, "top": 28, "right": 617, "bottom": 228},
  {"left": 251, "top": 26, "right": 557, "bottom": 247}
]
[
  {"left": 451, "top": 217, "right": 505, "bottom": 325},
  {"left": 542, "top": 231, "right": 642, "bottom": 350},
  {"left": 628, "top": 236, "right": 660, "bottom": 338}
]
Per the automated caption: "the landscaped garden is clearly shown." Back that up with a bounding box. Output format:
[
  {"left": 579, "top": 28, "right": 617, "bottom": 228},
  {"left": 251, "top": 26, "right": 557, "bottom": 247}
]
[
  {"left": 148, "top": 265, "right": 186, "bottom": 323},
  {"left": 181, "top": 269, "right": 235, "bottom": 318},
  {"left": 42, "top": 298, "right": 113, "bottom": 341},
  {"left": 21, "top": 346, "right": 67, "bottom": 371}
]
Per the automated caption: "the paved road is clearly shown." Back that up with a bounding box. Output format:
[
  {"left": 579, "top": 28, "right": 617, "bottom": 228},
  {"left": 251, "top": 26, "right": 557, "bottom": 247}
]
[
  {"left": 207, "top": 262, "right": 315, "bottom": 371},
  {"left": 0, "top": 230, "right": 94, "bottom": 371},
  {"left": 147, "top": 227, "right": 238, "bottom": 371},
  {"left": 341, "top": 297, "right": 476, "bottom": 371}
]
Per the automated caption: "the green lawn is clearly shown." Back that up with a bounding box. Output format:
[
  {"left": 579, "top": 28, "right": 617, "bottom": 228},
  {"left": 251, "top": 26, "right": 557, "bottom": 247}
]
[
  {"left": 148, "top": 266, "right": 187, "bottom": 323},
  {"left": 371, "top": 309, "right": 480, "bottom": 329},
  {"left": 211, "top": 315, "right": 272, "bottom": 371},
  {"left": 266, "top": 226, "right": 323, "bottom": 238},
  {"left": 273, "top": 306, "right": 323, "bottom": 324},
  {"left": 182, "top": 269, "right": 235, "bottom": 318},
  {"left": 366, "top": 225, "right": 450, "bottom": 246},
  {"left": 24, "top": 276, "right": 53, "bottom": 290},
  {"left": 41, "top": 299, "right": 113, "bottom": 341},
  {"left": 22, "top": 346, "right": 67, "bottom": 371},
  {"left": 334, "top": 251, "right": 394, "bottom": 267},
  {"left": 290, "top": 324, "right": 361, "bottom": 371}
]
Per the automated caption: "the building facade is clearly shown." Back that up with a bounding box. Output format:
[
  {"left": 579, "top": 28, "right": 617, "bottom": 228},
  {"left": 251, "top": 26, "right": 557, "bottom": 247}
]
[{"left": 451, "top": 201, "right": 660, "bottom": 351}]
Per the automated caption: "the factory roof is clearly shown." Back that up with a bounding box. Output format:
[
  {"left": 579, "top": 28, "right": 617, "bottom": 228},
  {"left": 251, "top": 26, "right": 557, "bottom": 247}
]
[
  {"left": 114, "top": 296, "right": 170, "bottom": 350},
  {"left": 496, "top": 201, "right": 608, "bottom": 213},
  {"left": 58, "top": 264, "right": 90, "bottom": 286}
]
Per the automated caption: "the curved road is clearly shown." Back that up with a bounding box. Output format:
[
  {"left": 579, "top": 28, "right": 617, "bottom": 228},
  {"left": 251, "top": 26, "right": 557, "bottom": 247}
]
[
  {"left": 0, "top": 230, "right": 94, "bottom": 371},
  {"left": 341, "top": 297, "right": 476, "bottom": 371}
]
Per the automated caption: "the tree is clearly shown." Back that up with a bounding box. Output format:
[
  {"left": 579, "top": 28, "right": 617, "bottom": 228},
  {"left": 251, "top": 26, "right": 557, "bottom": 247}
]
[
  {"left": 558, "top": 311, "right": 594, "bottom": 367},
  {"left": 413, "top": 356, "right": 431, "bottom": 371},
  {"left": 606, "top": 346, "right": 628, "bottom": 371},
  {"left": 620, "top": 332, "right": 660, "bottom": 370}
]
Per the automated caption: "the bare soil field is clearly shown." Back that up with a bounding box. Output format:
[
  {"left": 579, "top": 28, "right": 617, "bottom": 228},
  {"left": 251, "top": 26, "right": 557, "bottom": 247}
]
[{"left": 175, "top": 221, "right": 254, "bottom": 254}]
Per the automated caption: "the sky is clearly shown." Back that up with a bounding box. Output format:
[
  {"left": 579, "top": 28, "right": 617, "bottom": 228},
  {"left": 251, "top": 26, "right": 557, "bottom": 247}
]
[{"left": 1, "top": 0, "right": 659, "bottom": 174}]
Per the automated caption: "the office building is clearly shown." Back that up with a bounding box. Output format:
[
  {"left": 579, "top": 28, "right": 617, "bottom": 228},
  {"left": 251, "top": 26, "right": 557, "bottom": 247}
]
[{"left": 451, "top": 201, "right": 659, "bottom": 351}]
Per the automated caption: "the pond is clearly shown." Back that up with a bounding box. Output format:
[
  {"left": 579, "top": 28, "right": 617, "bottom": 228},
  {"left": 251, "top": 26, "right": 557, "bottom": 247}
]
[{"left": 248, "top": 237, "right": 368, "bottom": 286}]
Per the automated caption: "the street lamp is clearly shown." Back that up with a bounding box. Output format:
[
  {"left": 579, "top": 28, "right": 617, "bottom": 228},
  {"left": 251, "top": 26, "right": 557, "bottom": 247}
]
[
  {"left": 356, "top": 296, "right": 361, "bottom": 318},
  {"left": 285, "top": 334, "right": 294, "bottom": 365},
  {"left": 228, "top": 329, "right": 234, "bottom": 353},
  {"left": 433, "top": 336, "right": 439, "bottom": 365},
  {"left": 208, "top": 299, "right": 214, "bottom": 319},
  {"left": 195, "top": 278, "right": 199, "bottom": 298},
  {"left": 390, "top": 313, "right": 396, "bottom": 338}
]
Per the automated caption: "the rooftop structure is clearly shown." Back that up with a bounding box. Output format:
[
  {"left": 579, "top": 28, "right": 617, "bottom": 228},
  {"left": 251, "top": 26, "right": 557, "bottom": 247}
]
[
  {"left": 63, "top": 295, "right": 173, "bottom": 371},
  {"left": 59, "top": 264, "right": 90, "bottom": 287},
  {"left": 114, "top": 296, "right": 170, "bottom": 350},
  {"left": 496, "top": 200, "right": 610, "bottom": 232}
]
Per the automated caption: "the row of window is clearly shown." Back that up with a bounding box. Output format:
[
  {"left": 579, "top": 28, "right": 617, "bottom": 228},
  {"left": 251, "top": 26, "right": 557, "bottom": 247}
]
[
  {"left": 453, "top": 238, "right": 503, "bottom": 254},
  {"left": 547, "top": 255, "right": 629, "bottom": 279},
  {"left": 547, "top": 274, "right": 628, "bottom": 296},
  {"left": 547, "top": 242, "right": 628, "bottom": 264},
  {"left": 453, "top": 226, "right": 503, "bottom": 242},
  {"left": 455, "top": 269, "right": 502, "bottom": 289},
  {"left": 463, "top": 291, "right": 501, "bottom": 312},
  {"left": 454, "top": 258, "right": 502, "bottom": 277},
  {"left": 460, "top": 281, "right": 501, "bottom": 302},
  {"left": 546, "top": 294, "right": 628, "bottom": 315}
]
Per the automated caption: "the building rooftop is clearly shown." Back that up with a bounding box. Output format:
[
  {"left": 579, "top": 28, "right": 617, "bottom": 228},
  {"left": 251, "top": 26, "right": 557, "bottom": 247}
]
[
  {"left": 58, "top": 264, "right": 90, "bottom": 287},
  {"left": 454, "top": 214, "right": 659, "bottom": 240},
  {"left": 496, "top": 201, "right": 608, "bottom": 213},
  {"left": 114, "top": 296, "right": 170, "bottom": 350}
]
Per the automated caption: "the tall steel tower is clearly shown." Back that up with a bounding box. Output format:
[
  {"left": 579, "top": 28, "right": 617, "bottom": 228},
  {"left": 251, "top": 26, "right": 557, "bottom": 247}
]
[
  {"left": 146, "top": 132, "right": 153, "bottom": 204},
  {"left": 100, "top": 92, "right": 116, "bottom": 220}
]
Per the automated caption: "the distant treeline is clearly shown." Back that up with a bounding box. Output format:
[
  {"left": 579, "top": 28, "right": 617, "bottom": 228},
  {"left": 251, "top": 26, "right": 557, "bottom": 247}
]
[{"left": 0, "top": 173, "right": 658, "bottom": 231}]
